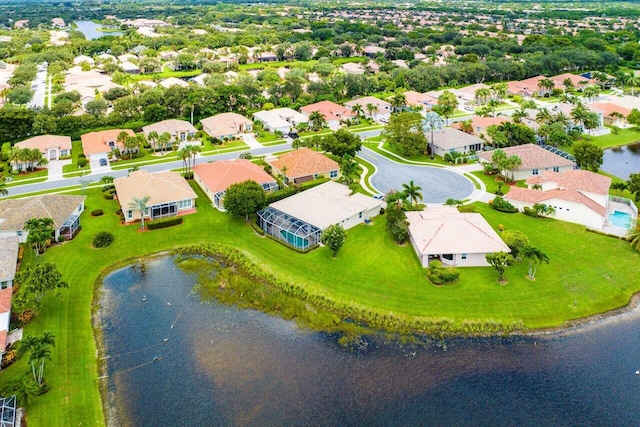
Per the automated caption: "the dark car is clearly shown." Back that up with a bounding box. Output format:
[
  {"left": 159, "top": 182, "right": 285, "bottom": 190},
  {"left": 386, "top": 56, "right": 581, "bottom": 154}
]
[
  {"left": 288, "top": 132, "right": 300, "bottom": 139},
  {"left": 99, "top": 158, "right": 108, "bottom": 166}
]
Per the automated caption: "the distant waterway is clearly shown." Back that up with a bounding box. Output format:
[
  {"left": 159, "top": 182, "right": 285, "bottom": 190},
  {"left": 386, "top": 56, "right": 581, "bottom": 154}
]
[
  {"left": 99, "top": 256, "right": 640, "bottom": 426},
  {"left": 601, "top": 142, "right": 640, "bottom": 180},
  {"left": 74, "top": 20, "right": 123, "bottom": 40}
]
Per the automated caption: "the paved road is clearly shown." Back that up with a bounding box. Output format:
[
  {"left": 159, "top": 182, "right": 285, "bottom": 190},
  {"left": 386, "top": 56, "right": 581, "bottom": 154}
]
[
  {"left": 358, "top": 147, "right": 474, "bottom": 203},
  {"left": 27, "top": 62, "right": 47, "bottom": 109}
]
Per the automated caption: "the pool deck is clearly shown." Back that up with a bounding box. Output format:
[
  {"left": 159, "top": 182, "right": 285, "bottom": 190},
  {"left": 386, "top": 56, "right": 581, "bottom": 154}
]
[{"left": 602, "top": 200, "right": 637, "bottom": 237}]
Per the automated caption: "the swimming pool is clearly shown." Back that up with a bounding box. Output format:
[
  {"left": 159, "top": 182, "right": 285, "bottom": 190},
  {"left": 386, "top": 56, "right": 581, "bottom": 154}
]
[{"left": 608, "top": 210, "right": 632, "bottom": 229}]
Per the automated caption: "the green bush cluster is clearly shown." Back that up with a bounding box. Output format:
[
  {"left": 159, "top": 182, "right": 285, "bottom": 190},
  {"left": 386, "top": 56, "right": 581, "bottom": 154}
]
[
  {"left": 490, "top": 196, "right": 518, "bottom": 213},
  {"left": 523, "top": 206, "right": 538, "bottom": 217},
  {"left": 427, "top": 260, "right": 460, "bottom": 285},
  {"left": 90, "top": 209, "right": 103, "bottom": 216},
  {"left": 147, "top": 217, "right": 183, "bottom": 230},
  {"left": 93, "top": 232, "right": 114, "bottom": 248}
]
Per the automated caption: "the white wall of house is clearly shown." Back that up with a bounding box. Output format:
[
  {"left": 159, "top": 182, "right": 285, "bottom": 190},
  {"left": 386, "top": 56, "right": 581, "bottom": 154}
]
[
  {"left": 512, "top": 164, "right": 575, "bottom": 181},
  {"left": 508, "top": 197, "right": 606, "bottom": 229},
  {"left": 0, "top": 230, "right": 26, "bottom": 243},
  {"left": 0, "top": 311, "right": 9, "bottom": 331},
  {"left": 124, "top": 198, "right": 195, "bottom": 223},
  {"left": 330, "top": 206, "right": 380, "bottom": 231},
  {"left": 433, "top": 142, "right": 483, "bottom": 158},
  {"left": 439, "top": 252, "right": 489, "bottom": 267}
]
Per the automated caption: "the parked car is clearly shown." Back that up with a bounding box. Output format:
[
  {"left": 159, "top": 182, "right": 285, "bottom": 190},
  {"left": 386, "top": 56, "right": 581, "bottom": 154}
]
[
  {"left": 373, "top": 193, "right": 385, "bottom": 200},
  {"left": 99, "top": 158, "right": 108, "bottom": 166},
  {"left": 288, "top": 132, "right": 300, "bottom": 139}
]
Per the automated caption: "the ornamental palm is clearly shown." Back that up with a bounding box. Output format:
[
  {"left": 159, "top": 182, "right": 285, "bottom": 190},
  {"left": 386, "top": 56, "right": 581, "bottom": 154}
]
[
  {"left": 475, "top": 87, "right": 492, "bottom": 105},
  {"left": 535, "top": 108, "right": 553, "bottom": 125},
  {"left": 402, "top": 180, "right": 423, "bottom": 207},
  {"left": 521, "top": 246, "right": 550, "bottom": 280},
  {"left": 628, "top": 226, "right": 640, "bottom": 251},
  {"left": 390, "top": 92, "right": 407, "bottom": 112},
  {"left": 308, "top": 111, "right": 326, "bottom": 131},
  {"left": 147, "top": 130, "right": 159, "bottom": 152},
  {"left": 0, "top": 177, "right": 7, "bottom": 196},
  {"left": 129, "top": 195, "right": 151, "bottom": 229}
]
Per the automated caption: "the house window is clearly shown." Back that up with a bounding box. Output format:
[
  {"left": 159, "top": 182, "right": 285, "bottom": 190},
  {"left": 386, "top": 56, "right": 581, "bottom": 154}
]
[
  {"left": 16, "top": 231, "right": 22, "bottom": 237},
  {"left": 532, "top": 169, "right": 539, "bottom": 175},
  {"left": 462, "top": 253, "right": 467, "bottom": 260},
  {"left": 330, "top": 170, "right": 338, "bottom": 178},
  {"left": 178, "top": 199, "right": 192, "bottom": 209},
  {"left": 127, "top": 210, "right": 133, "bottom": 219},
  {"left": 0, "top": 280, "right": 10, "bottom": 289},
  {"left": 553, "top": 167, "right": 559, "bottom": 172},
  {"left": 442, "top": 254, "right": 454, "bottom": 260},
  {"left": 359, "top": 212, "right": 363, "bottom": 219}
]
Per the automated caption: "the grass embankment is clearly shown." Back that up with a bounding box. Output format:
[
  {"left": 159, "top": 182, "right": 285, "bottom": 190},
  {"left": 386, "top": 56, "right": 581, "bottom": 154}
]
[
  {"left": 575, "top": 127, "right": 640, "bottom": 152},
  {"left": 3, "top": 180, "right": 640, "bottom": 426}
]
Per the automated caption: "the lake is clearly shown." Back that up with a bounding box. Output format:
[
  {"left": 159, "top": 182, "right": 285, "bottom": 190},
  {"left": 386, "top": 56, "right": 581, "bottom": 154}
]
[
  {"left": 74, "top": 20, "right": 123, "bottom": 40},
  {"left": 99, "top": 256, "right": 640, "bottom": 426},
  {"left": 601, "top": 142, "right": 640, "bottom": 180}
]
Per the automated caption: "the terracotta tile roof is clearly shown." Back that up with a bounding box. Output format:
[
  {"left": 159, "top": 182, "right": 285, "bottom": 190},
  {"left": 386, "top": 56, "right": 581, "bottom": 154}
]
[
  {"left": 0, "top": 237, "right": 19, "bottom": 282},
  {"left": 0, "top": 330, "right": 6, "bottom": 352},
  {"left": 0, "top": 288, "right": 11, "bottom": 314},
  {"left": 200, "top": 113, "right": 252, "bottom": 138},
  {"left": 343, "top": 96, "right": 391, "bottom": 114},
  {"left": 478, "top": 144, "right": 575, "bottom": 170},
  {"left": 81, "top": 129, "right": 134, "bottom": 155},
  {"left": 550, "top": 73, "right": 594, "bottom": 89},
  {"left": 590, "top": 102, "right": 631, "bottom": 118},
  {"left": 0, "top": 195, "right": 85, "bottom": 231},
  {"left": 300, "top": 100, "right": 355, "bottom": 122},
  {"left": 526, "top": 170, "right": 611, "bottom": 195},
  {"left": 269, "top": 148, "right": 339, "bottom": 179},
  {"left": 114, "top": 170, "right": 197, "bottom": 210},
  {"left": 403, "top": 90, "right": 437, "bottom": 107},
  {"left": 15, "top": 135, "right": 71, "bottom": 153},
  {"left": 453, "top": 116, "right": 508, "bottom": 134},
  {"left": 406, "top": 207, "right": 510, "bottom": 255},
  {"left": 506, "top": 186, "right": 607, "bottom": 216},
  {"left": 193, "top": 160, "right": 275, "bottom": 193}
]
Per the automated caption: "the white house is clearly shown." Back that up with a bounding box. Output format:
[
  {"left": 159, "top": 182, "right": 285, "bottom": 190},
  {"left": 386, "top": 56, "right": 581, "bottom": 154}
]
[
  {"left": 343, "top": 96, "right": 392, "bottom": 122},
  {"left": 253, "top": 108, "right": 308, "bottom": 134},
  {"left": 15, "top": 135, "right": 72, "bottom": 162},
  {"left": 406, "top": 207, "right": 511, "bottom": 267},
  {"left": 505, "top": 170, "right": 613, "bottom": 230},
  {"left": 0, "top": 236, "right": 19, "bottom": 366}
]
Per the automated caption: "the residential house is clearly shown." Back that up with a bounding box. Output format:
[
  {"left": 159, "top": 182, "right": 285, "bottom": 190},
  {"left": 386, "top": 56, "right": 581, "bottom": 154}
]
[
  {"left": 121, "top": 62, "right": 140, "bottom": 74},
  {"left": 114, "top": 170, "right": 197, "bottom": 224},
  {"left": 51, "top": 17, "right": 66, "bottom": 28},
  {"left": 73, "top": 55, "right": 94, "bottom": 66},
  {"left": 340, "top": 62, "right": 366, "bottom": 75},
  {"left": 430, "top": 128, "right": 484, "bottom": 157},
  {"left": 590, "top": 102, "right": 631, "bottom": 127},
  {"left": 194, "top": 159, "right": 278, "bottom": 210},
  {"left": 257, "top": 181, "right": 382, "bottom": 250},
  {"left": 253, "top": 108, "right": 308, "bottom": 134},
  {"left": 363, "top": 45, "right": 386, "bottom": 58},
  {"left": 478, "top": 144, "right": 576, "bottom": 181},
  {"left": 268, "top": 148, "right": 339, "bottom": 184},
  {"left": 159, "top": 77, "right": 189, "bottom": 89},
  {"left": 200, "top": 113, "right": 253, "bottom": 140},
  {"left": 0, "top": 236, "right": 19, "bottom": 365},
  {"left": 452, "top": 83, "right": 491, "bottom": 105},
  {"left": 15, "top": 135, "right": 71, "bottom": 162},
  {"left": 406, "top": 206, "right": 511, "bottom": 267},
  {"left": 0, "top": 194, "right": 86, "bottom": 242},
  {"left": 507, "top": 75, "right": 546, "bottom": 97},
  {"left": 142, "top": 119, "right": 198, "bottom": 148},
  {"left": 403, "top": 90, "right": 438, "bottom": 111},
  {"left": 300, "top": 100, "right": 354, "bottom": 130},
  {"left": 505, "top": 170, "right": 613, "bottom": 229},
  {"left": 453, "top": 116, "right": 508, "bottom": 142},
  {"left": 344, "top": 96, "right": 392, "bottom": 122},
  {"left": 81, "top": 129, "right": 134, "bottom": 164}
]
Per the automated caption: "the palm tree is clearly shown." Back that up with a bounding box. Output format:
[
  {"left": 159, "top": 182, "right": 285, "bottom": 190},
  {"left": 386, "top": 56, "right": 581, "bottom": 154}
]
[
  {"left": 129, "top": 195, "right": 151, "bottom": 229},
  {"left": 18, "top": 332, "right": 56, "bottom": 386},
  {"left": 8, "top": 146, "right": 20, "bottom": 171},
  {"left": 562, "top": 78, "right": 574, "bottom": 91},
  {"left": 583, "top": 111, "right": 601, "bottom": 139},
  {"left": 553, "top": 111, "right": 570, "bottom": 128},
  {"left": 158, "top": 132, "right": 171, "bottom": 155},
  {"left": 491, "top": 82, "right": 508, "bottom": 101},
  {"left": 421, "top": 111, "right": 444, "bottom": 158},
  {"left": 0, "top": 176, "right": 7, "bottom": 196},
  {"left": 402, "top": 180, "right": 423, "bottom": 207},
  {"left": 366, "top": 103, "right": 377, "bottom": 118},
  {"left": 338, "top": 155, "right": 359, "bottom": 188},
  {"left": 350, "top": 103, "right": 364, "bottom": 119},
  {"left": 117, "top": 131, "right": 130, "bottom": 152},
  {"left": 521, "top": 246, "right": 550, "bottom": 280},
  {"left": 389, "top": 92, "right": 406, "bottom": 112},
  {"left": 1, "top": 375, "right": 40, "bottom": 405},
  {"left": 610, "top": 111, "right": 625, "bottom": 126},
  {"left": 511, "top": 109, "right": 528, "bottom": 124},
  {"left": 177, "top": 147, "right": 190, "bottom": 174},
  {"left": 123, "top": 135, "right": 138, "bottom": 155},
  {"left": 147, "top": 130, "right": 159, "bottom": 152},
  {"left": 627, "top": 226, "right": 640, "bottom": 251},
  {"left": 307, "top": 111, "right": 326, "bottom": 131},
  {"left": 570, "top": 104, "right": 589, "bottom": 132},
  {"left": 536, "top": 108, "right": 553, "bottom": 125},
  {"left": 475, "top": 87, "right": 492, "bottom": 105}
]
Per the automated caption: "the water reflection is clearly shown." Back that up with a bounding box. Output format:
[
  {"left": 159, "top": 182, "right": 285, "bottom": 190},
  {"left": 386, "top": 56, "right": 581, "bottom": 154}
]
[
  {"left": 602, "top": 142, "right": 640, "bottom": 180},
  {"left": 99, "top": 257, "right": 640, "bottom": 426}
]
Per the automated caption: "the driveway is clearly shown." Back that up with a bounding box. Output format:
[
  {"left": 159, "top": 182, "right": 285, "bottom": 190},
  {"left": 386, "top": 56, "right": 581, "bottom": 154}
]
[
  {"left": 27, "top": 62, "right": 47, "bottom": 109},
  {"left": 358, "top": 148, "right": 474, "bottom": 203},
  {"left": 240, "top": 133, "right": 263, "bottom": 149},
  {"left": 46, "top": 159, "right": 71, "bottom": 181}
]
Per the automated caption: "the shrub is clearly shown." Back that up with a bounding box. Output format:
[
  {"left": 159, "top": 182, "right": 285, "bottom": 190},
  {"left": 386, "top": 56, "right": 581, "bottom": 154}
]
[
  {"left": 104, "top": 193, "right": 114, "bottom": 200},
  {"left": 183, "top": 171, "right": 193, "bottom": 180},
  {"left": 18, "top": 309, "right": 34, "bottom": 324},
  {"left": 1, "top": 346, "right": 17, "bottom": 368},
  {"left": 427, "top": 260, "right": 460, "bottom": 285},
  {"left": 91, "top": 209, "right": 104, "bottom": 216},
  {"left": 78, "top": 153, "right": 86, "bottom": 159},
  {"left": 523, "top": 206, "right": 538, "bottom": 217},
  {"left": 458, "top": 204, "right": 476, "bottom": 213},
  {"left": 490, "top": 196, "right": 518, "bottom": 213},
  {"left": 77, "top": 157, "right": 88, "bottom": 168},
  {"left": 115, "top": 209, "right": 122, "bottom": 215},
  {"left": 147, "top": 217, "right": 183, "bottom": 230},
  {"left": 238, "top": 151, "right": 252, "bottom": 159},
  {"left": 57, "top": 235, "right": 66, "bottom": 243},
  {"left": 101, "top": 184, "right": 115, "bottom": 192},
  {"left": 93, "top": 231, "right": 114, "bottom": 248}
]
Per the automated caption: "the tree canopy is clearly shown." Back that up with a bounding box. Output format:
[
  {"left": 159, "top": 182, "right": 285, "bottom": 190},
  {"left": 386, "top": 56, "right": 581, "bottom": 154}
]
[{"left": 224, "top": 180, "right": 267, "bottom": 220}]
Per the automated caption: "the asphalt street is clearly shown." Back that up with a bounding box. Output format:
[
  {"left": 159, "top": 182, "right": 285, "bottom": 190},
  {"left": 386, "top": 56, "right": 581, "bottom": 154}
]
[{"left": 358, "top": 147, "right": 474, "bottom": 203}]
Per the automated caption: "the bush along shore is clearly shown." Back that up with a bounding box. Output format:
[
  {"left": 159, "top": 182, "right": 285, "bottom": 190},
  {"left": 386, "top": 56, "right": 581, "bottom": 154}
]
[{"left": 172, "top": 244, "right": 524, "bottom": 344}]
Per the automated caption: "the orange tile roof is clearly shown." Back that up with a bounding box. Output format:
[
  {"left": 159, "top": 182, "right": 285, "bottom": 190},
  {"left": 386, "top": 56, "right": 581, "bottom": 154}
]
[
  {"left": 590, "top": 102, "right": 631, "bottom": 118},
  {"left": 300, "top": 100, "right": 354, "bottom": 122},
  {"left": 193, "top": 160, "right": 275, "bottom": 193},
  {"left": 526, "top": 170, "right": 611, "bottom": 195},
  {"left": 0, "top": 330, "right": 6, "bottom": 352},
  {"left": 269, "top": 148, "right": 339, "bottom": 179},
  {"left": 16, "top": 135, "right": 71, "bottom": 152},
  {"left": 0, "top": 288, "right": 12, "bottom": 314},
  {"left": 506, "top": 186, "right": 607, "bottom": 216},
  {"left": 81, "top": 129, "right": 134, "bottom": 155}
]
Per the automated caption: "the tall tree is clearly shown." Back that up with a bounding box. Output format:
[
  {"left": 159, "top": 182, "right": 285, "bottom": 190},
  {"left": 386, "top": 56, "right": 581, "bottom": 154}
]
[
  {"left": 307, "top": 111, "right": 326, "bottom": 131},
  {"left": 402, "top": 180, "right": 423, "bottom": 207},
  {"left": 129, "top": 195, "right": 151, "bottom": 229},
  {"left": 434, "top": 90, "right": 458, "bottom": 125},
  {"left": 485, "top": 252, "right": 515, "bottom": 283},
  {"left": 382, "top": 112, "right": 426, "bottom": 157},
  {"left": 24, "top": 217, "right": 54, "bottom": 257},
  {"left": 573, "top": 141, "right": 603, "bottom": 172},
  {"left": 321, "top": 224, "right": 347, "bottom": 258},
  {"left": 14, "top": 263, "right": 68, "bottom": 310},
  {"left": 338, "top": 155, "right": 359, "bottom": 188},
  {"left": 223, "top": 180, "right": 266, "bottom": 220},
  {"left": 17, "top": 332, "right": 56, "bottom": 386},
  {"left": 421, "top": 111, "right": 444, "bottom": 158}
]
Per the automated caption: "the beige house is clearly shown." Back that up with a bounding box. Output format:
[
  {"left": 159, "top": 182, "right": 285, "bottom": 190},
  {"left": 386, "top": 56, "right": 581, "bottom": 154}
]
[
  {"left": 478, "top": 144, "right": 576, "bottom": 181},
  {"left": 15, "top": 135, "right": 72, "bottom": 161},
  {"left": 430, "top": 128, "right": 484, "bottom": 157},
  {"left": 344, "top": 96, "right": 392, "bottom": 122},
  {"left": 0, "top": 194, "right": 86, "bottom": 242},
  {"left": 114, "top": 170, "right": 197, "bottom": 224},
  {"left": 0, "top": 236, "right": 19, "bottom": 365},
  {"left": 406, "top": 207, "right": 511, "bottom": 267},
  {"left": 269, "top": 148, "right": 339, "bottom": 184},
  {"left": 142, "top": 119, "right": 198, "bottom": 146},
  {"left": 200, "top": 113, "right": 253, "bottom": 140}
]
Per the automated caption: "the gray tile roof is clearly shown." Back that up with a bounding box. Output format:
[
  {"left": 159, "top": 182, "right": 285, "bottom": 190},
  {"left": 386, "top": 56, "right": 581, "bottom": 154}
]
[{"left": 0, "top": 195, "right": 86, "bottom": 231}]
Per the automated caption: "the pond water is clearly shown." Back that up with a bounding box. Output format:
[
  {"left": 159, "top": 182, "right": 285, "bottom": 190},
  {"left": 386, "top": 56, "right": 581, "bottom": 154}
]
[
  {"left": 99, "top": 256, "right": 640, "bottom": 426},
  {"left": 74, "top": 20, "right": 123, "bottom": 40},
  {"left": 601, "top": 142, "right": 640, "bottom": 180}
]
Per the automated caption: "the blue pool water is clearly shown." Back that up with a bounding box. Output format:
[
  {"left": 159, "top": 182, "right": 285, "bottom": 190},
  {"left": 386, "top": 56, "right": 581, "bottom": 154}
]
[{"left": 608, "top": 210, "right": 632, "bottom": 229}]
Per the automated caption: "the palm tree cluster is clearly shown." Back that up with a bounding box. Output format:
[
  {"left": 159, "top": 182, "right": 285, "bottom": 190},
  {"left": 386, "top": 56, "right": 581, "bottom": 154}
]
[
  {"left": 9, "top": 146, "right": 47, "bottom": 172},
  {"left": 146, "top": 130, "right": 173, "bottom": 154},
  {"left": 18, "top": 332, "right": 56, "bottom": 387},
  {"left": 177, "top": 144, "right": 202, "bottom": 176}
]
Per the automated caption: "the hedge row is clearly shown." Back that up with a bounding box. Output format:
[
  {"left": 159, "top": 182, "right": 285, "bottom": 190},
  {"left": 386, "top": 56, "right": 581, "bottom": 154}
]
[
  {"left": 266, "top": 177, "right": 330, "bottom": 204},
  {"left": 147, "top": 216, "right": 183, "bottom": 230}
]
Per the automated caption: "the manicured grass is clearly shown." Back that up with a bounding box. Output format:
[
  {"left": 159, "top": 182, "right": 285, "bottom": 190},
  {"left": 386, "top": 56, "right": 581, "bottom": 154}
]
[
  {"left": 255, "top": 132, "right": 281, "bottom": 143},
  {"left": 262, "top": 139, "right": 287, "bottom": 147},
  {"left": 5, "top": 168, "right": 48, "bottom": 184},
  {"left": 470, "top": 171, "right": 511, "bottom": 195},
  {"left": 4, "top": 180, "right": 640, "bottom": 426},
  {"left": 586, "top": 127, "right": 640, "bottom": 150},
  {"left": 62, "top": 140, "right": 90, "bottom": 177}
]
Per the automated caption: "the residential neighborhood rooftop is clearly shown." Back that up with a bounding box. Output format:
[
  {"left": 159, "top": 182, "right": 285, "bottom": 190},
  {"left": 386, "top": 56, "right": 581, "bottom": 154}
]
[
  {"left": 478, "top": 144, "right": 576, "bottom": 170},
  {"left": 114, "top": 170, "right": 197, "bottom": 209},
  {"left": 81, "top": 129, "right": 134, "bottom": 155},
  {"left": 269, "top": 148, "right": 339, "bottom": 179},
  {"left": 0, "top": 195, "right": 86, "bottom": 231},
  {"left": 193, "top": 159, "right": 275, "bottom": 193}
]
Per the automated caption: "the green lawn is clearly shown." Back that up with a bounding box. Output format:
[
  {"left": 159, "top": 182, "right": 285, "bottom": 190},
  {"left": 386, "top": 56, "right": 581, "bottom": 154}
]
[
  {"left": 470, "top": 171, "right": 511, "bottom": 195},
  {"left": 62, "top": 140, "right": 90, "bottom": 177},
  {"left": 5, "top": 168, "right": 48, "bottom": 184},
  {"left": 4, "top": 180, "right": 640, "bottom": 426},
  {"left": 585, "top": 127, "right": 640, "bottom": 150}
]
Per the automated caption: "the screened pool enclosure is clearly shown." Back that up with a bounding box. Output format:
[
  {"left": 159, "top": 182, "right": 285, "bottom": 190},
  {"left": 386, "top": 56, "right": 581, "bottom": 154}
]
[{"left": 257, "top": 207, "right": 321, "bottom": 250}]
